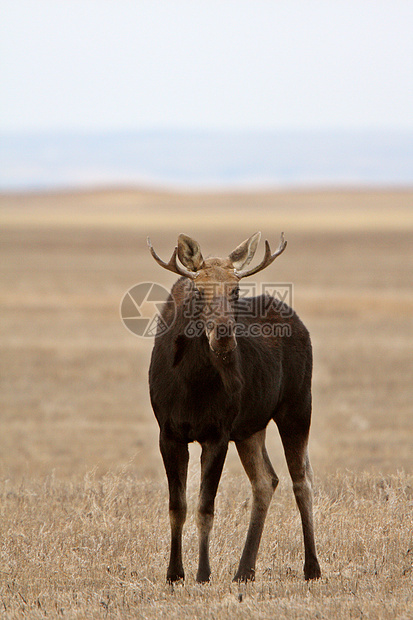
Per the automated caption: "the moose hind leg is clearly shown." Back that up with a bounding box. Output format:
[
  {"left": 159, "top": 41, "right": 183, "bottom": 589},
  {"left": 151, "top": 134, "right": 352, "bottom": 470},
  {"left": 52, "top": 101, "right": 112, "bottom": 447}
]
[
  {"left": 279, "top": 427, "right": 321, "bottom": 580},
  {"left": 159, "top": 433, "right": 189, "bottom": 583},
  {"left": 233, "top": 429, "right": 279, "bottom": 582},
  {"left": 196, "top": 440, "right": 228, "bottom": 583}
]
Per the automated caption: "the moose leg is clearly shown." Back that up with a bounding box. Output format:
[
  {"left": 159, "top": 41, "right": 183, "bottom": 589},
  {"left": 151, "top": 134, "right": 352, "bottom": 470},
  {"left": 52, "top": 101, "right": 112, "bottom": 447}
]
[
  {"left": 279, "top": 429, "right": 321, "bottom": 580},
  {"left": 159, "top": 433, "right": 189, "bottom": 582},
  {"left": 196, "top": 440, "right": 228, "bottom": 583},
  {"left": 233, "top": 429, "right": 279, "bottom": 582}
]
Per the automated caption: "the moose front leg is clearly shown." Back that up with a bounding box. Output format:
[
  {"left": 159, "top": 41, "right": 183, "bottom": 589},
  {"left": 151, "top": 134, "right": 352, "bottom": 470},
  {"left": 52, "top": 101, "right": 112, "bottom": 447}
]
[
  {"left": 196, "top": 439, "right": 228, "bottom": 583},
  {"left": 159, "top": 433, "right": 189, "bottom": 582}
]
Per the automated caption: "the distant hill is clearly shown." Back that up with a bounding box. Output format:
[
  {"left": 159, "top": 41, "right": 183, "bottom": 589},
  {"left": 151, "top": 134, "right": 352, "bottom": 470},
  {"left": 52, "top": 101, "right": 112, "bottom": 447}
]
[{"left": 1, "top": 129, "right": 412, "bottom": 190}]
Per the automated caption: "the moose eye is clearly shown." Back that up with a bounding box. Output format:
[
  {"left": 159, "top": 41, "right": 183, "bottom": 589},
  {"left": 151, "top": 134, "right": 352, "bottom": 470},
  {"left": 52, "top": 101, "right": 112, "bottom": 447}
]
[{"left": 230, "top": 287, "right": 239, "bottom": 302}]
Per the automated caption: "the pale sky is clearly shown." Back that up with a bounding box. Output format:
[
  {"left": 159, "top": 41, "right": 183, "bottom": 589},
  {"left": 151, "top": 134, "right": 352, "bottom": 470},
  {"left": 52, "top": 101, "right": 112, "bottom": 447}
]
[{"left": 1, "top": 0, "right": 413, "bottom": 132}]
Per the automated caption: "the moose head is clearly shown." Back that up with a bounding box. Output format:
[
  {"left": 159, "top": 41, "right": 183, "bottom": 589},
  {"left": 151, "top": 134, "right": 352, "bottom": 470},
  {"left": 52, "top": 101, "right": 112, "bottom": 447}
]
[{"left": 147, "top": 232, "right": 287, "bottom": 356}]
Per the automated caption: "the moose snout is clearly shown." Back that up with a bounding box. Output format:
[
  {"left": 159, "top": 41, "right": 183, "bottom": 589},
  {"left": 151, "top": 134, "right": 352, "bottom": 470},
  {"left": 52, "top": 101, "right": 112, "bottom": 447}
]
[{"left": 207, "top": 319, "right": 237, "bottom": 356}]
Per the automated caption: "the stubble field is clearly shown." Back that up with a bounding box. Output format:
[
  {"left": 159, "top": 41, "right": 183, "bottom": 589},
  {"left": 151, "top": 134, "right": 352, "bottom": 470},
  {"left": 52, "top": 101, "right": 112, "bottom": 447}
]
[{"left": 0, "top": 189, "right": 412, "bottom": 618}]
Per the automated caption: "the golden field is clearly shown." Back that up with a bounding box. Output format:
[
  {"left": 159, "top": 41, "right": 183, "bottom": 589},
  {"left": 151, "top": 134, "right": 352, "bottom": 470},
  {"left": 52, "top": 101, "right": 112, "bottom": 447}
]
[{"left": 0, "top": 189, "right": 412, "bottom": 618}]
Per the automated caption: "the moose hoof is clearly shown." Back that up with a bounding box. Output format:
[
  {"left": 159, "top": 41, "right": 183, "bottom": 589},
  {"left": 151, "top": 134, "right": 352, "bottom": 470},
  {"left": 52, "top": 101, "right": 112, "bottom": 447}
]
[
  {"left": 304, "top": 560, "right": 321, "bottom": 581},
  {"left": 167, "top": 569, "right": 185, "bottom": 583},
  {"left": 196, "top": 571, "right": 211, "bottom": 584},
  {"left": 233, "top": 568, "right": 255, "bottom": 583}
]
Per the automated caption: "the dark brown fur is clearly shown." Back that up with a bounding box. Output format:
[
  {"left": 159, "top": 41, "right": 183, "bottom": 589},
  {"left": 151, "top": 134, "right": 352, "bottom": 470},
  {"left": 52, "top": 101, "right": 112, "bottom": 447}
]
[{"left": 148, "top": 236, "right": 321, "bottom": 583}]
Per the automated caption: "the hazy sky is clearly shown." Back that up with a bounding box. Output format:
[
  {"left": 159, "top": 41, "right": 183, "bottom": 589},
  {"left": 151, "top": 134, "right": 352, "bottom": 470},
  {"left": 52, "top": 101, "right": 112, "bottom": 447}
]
[{"left": 1, "top": 0, "right": 413, "bottom": 132}]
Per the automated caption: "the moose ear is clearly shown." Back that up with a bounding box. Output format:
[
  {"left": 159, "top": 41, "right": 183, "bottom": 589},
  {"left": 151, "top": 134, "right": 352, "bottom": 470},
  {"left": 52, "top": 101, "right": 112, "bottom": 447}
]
[
  {"left": 228, "top": 232, "right": 261, "bottom": 270},
  {"left": 177, "top": 234, "right": 205, "bottom": 272}
]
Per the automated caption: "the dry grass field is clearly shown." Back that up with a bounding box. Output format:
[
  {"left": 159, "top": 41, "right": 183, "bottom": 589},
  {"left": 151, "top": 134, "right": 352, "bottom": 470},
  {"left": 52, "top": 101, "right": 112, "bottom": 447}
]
[{"left": 0, "top": 189, "right": 412, "bottom": 618}]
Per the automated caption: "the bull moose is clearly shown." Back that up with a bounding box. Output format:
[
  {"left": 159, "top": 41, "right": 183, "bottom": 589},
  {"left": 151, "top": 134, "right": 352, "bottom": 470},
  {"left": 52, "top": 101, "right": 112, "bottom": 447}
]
[{"left": 147, "top": 232, "right": 321, "bottom": 583}]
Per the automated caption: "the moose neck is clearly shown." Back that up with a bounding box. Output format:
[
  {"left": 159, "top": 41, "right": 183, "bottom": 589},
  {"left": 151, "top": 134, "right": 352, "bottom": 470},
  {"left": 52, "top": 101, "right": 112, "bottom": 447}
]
[{"left": 172, "top": 281, "right": 243, "bottom": 396}]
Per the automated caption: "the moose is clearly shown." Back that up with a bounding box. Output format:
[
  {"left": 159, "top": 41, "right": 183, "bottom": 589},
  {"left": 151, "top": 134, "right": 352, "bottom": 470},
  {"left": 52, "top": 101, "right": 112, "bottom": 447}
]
[{"left": 147, "top": 232, "right": 321, "bottom": 583}]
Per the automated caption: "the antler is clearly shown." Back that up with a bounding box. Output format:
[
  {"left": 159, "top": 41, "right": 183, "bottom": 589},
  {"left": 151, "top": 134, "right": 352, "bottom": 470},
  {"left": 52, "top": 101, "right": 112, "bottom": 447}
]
[
  {"left": 147, "top": 237, "right": 199, "bottom": 279},
  {"left": 234, "top": 232, "right": 287, "bottom": 279}
]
